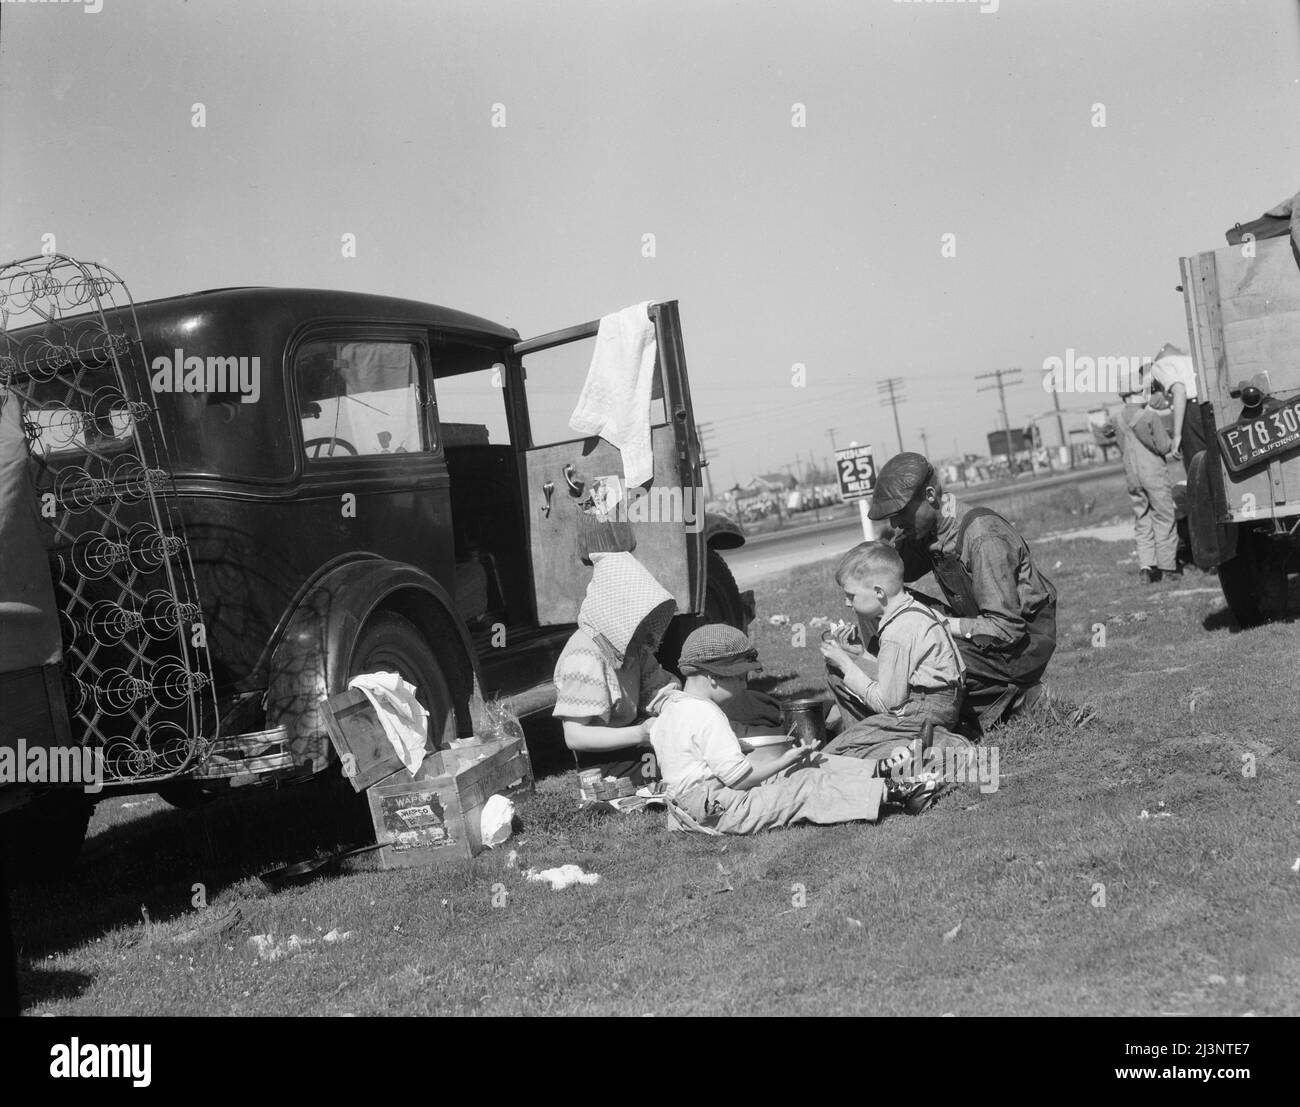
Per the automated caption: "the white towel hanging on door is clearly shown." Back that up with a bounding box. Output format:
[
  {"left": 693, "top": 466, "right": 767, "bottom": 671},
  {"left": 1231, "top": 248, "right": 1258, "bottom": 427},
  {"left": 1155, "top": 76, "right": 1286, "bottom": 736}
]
[{"left": 568, "top": 302, "right": 657, "bottom": 488}]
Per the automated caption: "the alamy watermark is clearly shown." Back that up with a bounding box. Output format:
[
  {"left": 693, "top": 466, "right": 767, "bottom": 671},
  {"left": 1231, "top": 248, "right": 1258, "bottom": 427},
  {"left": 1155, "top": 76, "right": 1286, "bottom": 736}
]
[
  {"left": 151, "top": 348, "right": 261, "bottom": 404},
  {"left": 894, "top": 0, "right": 999, "bottom": 14},
  {"left": 584, "top": 478, "right": 705, "bottom": 533},
  {"left": 1042, "top": 349, "right": 1150, "bottom": 395},
  {"left": 884, "top": 738, "right": 1000, "bottom": 794},
  {"left": 0, "top": 739, "right": 104, "bottom": 793},
  {"left": 2, "top": 0, "right": 103, "bottom": 13}
]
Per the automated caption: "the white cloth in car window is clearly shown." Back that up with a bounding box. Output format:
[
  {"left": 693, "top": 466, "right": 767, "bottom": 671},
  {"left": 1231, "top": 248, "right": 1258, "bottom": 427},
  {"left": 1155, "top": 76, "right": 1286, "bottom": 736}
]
[
  {"left": 346, "top": 670, "right": 430, "bottom": 775},
  {"left": 568, "top": 302, "right": 657, "bottom": 487}
]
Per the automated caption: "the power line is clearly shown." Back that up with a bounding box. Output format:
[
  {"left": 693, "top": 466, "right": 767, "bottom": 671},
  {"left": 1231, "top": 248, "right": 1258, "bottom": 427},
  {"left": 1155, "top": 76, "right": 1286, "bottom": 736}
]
[
  {"left": 876, "top": 377, "right": 906, "bottom": 454},
  {"left": 975, "top": 368, "right": 1023, "bottom": 460}
]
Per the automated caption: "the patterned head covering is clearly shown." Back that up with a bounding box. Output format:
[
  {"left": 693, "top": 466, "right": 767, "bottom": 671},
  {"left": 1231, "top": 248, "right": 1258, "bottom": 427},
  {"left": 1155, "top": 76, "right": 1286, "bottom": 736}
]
[
  {"left": 678, "top": 624, "right": 762, "bottom": 677},
  {"left": 577, "top": 552, "right": 677, "bottom": 666}
]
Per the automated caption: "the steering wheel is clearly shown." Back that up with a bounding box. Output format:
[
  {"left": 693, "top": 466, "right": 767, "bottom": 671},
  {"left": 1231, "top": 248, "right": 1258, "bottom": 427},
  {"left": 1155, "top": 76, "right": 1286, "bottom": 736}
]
[{"left": 304, "top": 436, "right": 359, "bottom": 458}]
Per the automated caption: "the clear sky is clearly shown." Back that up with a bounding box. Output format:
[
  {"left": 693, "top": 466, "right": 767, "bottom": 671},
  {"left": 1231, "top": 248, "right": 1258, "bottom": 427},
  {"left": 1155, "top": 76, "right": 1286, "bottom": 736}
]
[{"left": 3, "top": 0, "right": 1298, "bottom": 487}]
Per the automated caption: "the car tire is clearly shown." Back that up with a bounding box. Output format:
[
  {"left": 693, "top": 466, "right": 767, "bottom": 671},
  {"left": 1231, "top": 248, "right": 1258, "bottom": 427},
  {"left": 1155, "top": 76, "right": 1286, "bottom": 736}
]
[
  {"left": 318, "top": 612, "right": 459, "bottom": 840},
  {"left": 349, "top": 611, "right": 458, "bottom": 751},
  {"left": 658, "top": 549, "right": 748, "bottom": 676},
  {"left": 1218, "top": 526, "right": 1290, "bottom": 627}
]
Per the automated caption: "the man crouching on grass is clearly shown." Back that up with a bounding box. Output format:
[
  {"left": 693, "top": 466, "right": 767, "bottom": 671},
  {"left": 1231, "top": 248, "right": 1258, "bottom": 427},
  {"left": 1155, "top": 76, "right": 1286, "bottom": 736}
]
[{"left": 650, "top": 625, "right": 936, "bottom": 834}]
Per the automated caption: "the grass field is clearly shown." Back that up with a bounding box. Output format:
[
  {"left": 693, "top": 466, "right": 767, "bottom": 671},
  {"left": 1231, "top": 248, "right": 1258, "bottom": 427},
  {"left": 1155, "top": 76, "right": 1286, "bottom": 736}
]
[{"left": 11, "top": 473, "right": 1300, "bottom": 1016}]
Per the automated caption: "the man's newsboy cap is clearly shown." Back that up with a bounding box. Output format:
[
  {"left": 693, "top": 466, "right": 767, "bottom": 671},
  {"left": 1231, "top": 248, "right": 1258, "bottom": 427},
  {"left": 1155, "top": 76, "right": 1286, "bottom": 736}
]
[
  {"left": 678, "top": 624, "right": 763, "bottom": 677},
  {"left": 868, "top": 451, "right": 935, "bottom": 520}
]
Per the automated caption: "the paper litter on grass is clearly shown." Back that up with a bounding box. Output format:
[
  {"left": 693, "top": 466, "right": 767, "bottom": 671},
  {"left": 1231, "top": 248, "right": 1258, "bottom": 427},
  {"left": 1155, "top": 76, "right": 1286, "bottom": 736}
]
[
  {"left": 525, "top": 864, "right": 600, "bottom": 890},
  {"left": 249, "top": 929, "right": 351, "bottom": 960}
]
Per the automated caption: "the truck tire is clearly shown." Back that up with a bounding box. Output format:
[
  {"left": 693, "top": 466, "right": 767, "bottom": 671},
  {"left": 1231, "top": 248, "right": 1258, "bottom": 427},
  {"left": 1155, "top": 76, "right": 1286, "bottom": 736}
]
[
  {"left": 1218, "top": 526, "right": 1291, "bottom": 627},
  {"left": 658, "top": 550, "right": 748, "bottom": 675},
  {"left": 1, "top": 792, "right": 94, "bottom": 882}
]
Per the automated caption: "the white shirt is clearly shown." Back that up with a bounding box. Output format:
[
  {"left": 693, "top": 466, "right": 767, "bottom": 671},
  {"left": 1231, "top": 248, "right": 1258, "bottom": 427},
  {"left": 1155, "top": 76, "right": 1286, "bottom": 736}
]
[
  {"left": 1149, "top": 354, "right": 1198, "bottom": 401},
  {"left": 650, "top": 696, "right": 752, "bottom": 798}
]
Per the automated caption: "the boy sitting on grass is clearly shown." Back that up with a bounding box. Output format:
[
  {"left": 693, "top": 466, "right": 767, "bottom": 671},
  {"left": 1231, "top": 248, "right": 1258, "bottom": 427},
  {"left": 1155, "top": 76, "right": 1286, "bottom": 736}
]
[
  {"left": 651, "top": 624, "right": 934, "bottom": 834},
  {"left": 821, "top": 541, "right": 966, "bottom": 757}
]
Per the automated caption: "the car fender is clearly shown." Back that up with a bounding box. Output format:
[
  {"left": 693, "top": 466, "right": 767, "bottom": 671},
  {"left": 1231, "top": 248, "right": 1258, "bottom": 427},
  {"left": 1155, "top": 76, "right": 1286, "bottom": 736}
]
[
  {"left": 704, "top": 511, "right": 746, "bottom": 551},
  {"left": 1186, "top": 450, "right": 1237, "bottom": 570},
  {"left": 264, "top": 558, "right": 476, "bottom": 768}
]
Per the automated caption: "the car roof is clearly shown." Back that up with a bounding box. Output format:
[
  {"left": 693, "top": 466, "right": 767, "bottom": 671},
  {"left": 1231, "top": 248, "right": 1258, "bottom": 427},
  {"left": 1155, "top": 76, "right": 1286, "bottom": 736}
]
[{"left": 124, "top": 285, "right": 521, "bottom": 341}]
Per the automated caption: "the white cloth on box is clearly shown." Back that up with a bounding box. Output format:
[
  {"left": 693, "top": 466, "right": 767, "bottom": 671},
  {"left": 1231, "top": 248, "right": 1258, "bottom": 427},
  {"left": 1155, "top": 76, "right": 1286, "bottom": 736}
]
[
  {"left": 346, "top": 670, "right": 429, "bottom": 775},
  {"left": 480, "top": 794, "right": 515, "bottom": 848},
  {"left": 568, "top": 301, "right": 657, "bottom": 487}
]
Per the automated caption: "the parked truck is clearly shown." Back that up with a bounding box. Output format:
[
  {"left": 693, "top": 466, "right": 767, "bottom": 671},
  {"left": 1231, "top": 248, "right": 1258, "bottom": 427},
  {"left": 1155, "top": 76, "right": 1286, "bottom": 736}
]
[
  {"left": 0, "top": 255, "right": 753, "bottom": 870},
  {"left": 1180, "top": 220, "right": 1300, "bottom": 624}
]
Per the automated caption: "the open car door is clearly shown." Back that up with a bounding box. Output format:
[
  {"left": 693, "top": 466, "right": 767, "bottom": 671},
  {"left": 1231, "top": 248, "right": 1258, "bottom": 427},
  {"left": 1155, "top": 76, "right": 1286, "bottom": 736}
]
[{"left": 512, "top": 301, "right": 706, "bottom": 626}]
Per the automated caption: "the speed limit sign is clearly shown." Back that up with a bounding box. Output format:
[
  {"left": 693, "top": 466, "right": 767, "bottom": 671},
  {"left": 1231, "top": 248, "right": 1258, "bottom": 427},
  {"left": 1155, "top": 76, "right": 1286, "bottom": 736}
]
[{"left": 835, "top": 445, "right": 877, "bottom": 501}]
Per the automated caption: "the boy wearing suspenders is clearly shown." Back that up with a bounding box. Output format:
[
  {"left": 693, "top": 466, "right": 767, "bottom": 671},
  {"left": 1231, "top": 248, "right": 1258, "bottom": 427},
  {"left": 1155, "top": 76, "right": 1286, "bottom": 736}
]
[{"left": 821, "top": 542, "right": 966, "bottom": 757}]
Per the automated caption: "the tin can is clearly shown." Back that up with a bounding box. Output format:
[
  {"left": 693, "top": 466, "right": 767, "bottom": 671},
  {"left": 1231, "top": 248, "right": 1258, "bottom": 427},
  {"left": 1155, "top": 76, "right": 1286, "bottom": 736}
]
[
  {"left": 780, "top": 697, "right": 829, "bottom": 748},
  {"left": 578, "top": 768, "right": 602, "bottom": 802}
]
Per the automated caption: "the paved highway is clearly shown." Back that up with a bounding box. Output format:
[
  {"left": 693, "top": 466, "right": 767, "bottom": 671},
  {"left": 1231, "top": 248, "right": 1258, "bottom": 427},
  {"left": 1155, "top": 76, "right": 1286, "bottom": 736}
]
[{"left": 719, "top": 463, "right": 1123, "bottom": 589}]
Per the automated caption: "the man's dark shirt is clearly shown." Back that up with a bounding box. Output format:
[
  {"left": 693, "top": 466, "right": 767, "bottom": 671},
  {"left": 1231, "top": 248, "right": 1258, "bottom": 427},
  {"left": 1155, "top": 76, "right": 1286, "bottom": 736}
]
[{"left": 894, "top": 502, "right": 1057, "bottom": 652}]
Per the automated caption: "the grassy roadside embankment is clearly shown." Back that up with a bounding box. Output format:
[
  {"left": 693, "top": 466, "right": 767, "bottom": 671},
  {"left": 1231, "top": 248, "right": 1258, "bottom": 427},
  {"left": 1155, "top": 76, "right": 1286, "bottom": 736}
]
[{"left": 12, "top": 474, "right": 1300, "bottom": 1015}]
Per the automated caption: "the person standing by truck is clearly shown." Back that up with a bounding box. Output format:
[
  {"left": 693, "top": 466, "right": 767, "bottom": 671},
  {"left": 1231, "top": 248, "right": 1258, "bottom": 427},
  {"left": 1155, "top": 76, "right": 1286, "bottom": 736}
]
[
  {"left": 1099, "top": 385, "right": 1181, "bottom": 583},
  {"left": 1147, "top": 343, "right": 1205, "bottom": 473}
]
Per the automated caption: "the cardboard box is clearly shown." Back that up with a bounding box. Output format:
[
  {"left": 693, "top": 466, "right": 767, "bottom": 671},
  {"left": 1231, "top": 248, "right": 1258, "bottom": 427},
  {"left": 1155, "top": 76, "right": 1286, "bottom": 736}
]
[{"left": 366, "top": 735, "right": 533, "bottom": 869}]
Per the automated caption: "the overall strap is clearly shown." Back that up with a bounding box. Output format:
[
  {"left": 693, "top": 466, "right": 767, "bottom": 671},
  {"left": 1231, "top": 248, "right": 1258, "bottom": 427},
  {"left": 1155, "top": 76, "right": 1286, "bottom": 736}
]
[
  {"left": 889, "top": 602, "right": 967, "bottom": 678},
  {"left": 955, "top": 505, "right": 1008, "bottom": 549}
]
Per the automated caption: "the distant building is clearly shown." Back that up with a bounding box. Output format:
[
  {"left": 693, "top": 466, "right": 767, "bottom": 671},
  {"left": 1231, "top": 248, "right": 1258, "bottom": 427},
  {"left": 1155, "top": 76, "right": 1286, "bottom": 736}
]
[{"left": 986, "top": 427, "right": 1037, "bottom": 461}]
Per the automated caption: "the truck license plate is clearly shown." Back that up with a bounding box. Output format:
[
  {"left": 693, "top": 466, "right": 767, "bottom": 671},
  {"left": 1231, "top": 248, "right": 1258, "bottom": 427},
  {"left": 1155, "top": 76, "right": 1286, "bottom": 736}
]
[{"left": 1218, "top": 396, "right": 1300, "bottom": 474}]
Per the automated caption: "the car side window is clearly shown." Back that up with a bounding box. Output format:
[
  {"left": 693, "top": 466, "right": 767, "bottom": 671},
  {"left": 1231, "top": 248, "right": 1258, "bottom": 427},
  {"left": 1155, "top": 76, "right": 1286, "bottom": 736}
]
[{"left": 296, "top": 339, "right": 427, "bottom": 458}]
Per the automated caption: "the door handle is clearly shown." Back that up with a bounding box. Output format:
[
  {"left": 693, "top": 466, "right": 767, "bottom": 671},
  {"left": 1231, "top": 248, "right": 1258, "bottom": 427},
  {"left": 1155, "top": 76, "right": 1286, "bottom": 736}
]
[
  {"left": 541, "top": 480, "right": 554, "bottom": 517},
  {"left": 562, "top": 463, "right": 584, "bottom": 496}
]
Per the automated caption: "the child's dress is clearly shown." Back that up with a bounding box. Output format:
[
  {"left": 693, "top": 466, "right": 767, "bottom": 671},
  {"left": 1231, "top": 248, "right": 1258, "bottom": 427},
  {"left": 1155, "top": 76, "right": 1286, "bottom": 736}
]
[
  {"left": 652, "top": 696, "right": 885, "bottom": 833},
  {"left": 552, "top": 551, "right": 680, "bottom": 730}
]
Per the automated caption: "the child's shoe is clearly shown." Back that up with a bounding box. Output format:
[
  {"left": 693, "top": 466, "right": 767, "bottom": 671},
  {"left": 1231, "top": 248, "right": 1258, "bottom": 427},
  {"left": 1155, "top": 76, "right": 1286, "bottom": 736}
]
[
  {"left": 1139, "top": 566, "right": 1161, "bottom": 584},
  {"left": 884, "top": 775, "right": 941, "bottom": 815}
]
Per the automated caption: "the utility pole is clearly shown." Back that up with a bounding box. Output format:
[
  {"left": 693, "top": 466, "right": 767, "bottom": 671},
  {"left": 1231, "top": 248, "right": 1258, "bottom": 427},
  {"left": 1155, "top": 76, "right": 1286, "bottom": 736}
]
[
  {"left": 695, "top": 422, "right": 716, "bottom": 505},
  {"left": 806, "top": 450, "right": 820, "bottom": 521},
  {"left": 876, "top": 377, "right": 906, "bottom": 455},
  {"left": 1048, "top": 387, "right": 1074, "bottom": 470},
  {"left": 976, "top": 368, "right": 1023, "bottom": 470},
  {"left": 827, "top": 428, "right": 838, "bottom": 455},
  {"left": 919, "top": 427, "right": 930, "bottom": 459}
]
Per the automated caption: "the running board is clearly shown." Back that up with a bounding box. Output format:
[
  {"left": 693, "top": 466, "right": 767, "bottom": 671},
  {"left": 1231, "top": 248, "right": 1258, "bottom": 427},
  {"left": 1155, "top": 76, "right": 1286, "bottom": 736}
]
[{"left": 497, "top": 681, "right": 557, "bottom": 720}]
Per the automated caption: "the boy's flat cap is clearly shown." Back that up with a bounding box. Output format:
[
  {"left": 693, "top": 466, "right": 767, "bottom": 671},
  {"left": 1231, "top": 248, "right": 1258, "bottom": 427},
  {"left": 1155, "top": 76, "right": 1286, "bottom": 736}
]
[
  {"left": 868, "top": 452, "right": 934, "bottom": 520},
  {"left": 678, "top": 624, "right": 763, "bottom": 677}
]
